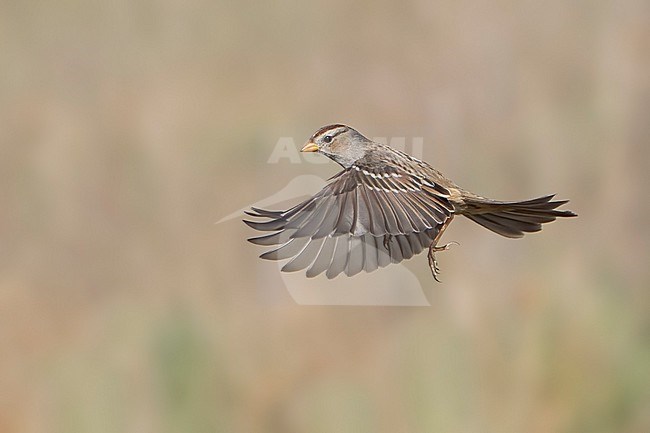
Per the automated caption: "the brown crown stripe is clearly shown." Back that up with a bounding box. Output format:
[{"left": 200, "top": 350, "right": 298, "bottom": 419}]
[{"left": 311, "top": 124, "right": 348, "bottom": 140}]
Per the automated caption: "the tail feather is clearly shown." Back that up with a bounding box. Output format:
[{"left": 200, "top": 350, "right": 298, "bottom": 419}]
[{"left": 462, "top": 194, "right": 576, "bottom": 239}]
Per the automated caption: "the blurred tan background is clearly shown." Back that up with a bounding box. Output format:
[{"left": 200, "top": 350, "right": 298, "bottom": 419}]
[{"left": 1, "top": 0, "right": 649, "bottom": 432}]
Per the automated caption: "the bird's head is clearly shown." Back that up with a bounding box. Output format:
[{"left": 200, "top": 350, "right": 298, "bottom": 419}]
[{"left": 301, "top": 124, "right": 373, "bottom": 168}]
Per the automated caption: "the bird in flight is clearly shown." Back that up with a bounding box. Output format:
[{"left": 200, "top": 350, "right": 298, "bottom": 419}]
[{"left": 244, "top": 124, "right": 576, "bottom": 281}]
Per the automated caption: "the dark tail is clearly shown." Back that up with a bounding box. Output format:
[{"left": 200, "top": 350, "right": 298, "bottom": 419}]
[{"left": 461, "top": 194, "right": 577, "bottom": 238}]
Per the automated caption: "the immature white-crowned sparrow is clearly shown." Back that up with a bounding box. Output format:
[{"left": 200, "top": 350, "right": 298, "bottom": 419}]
[{"left": 244, "top": 124, "right": 576, "bottom": 281}]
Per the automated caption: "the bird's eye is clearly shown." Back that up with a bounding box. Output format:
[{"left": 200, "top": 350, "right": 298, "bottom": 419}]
[{"left": 323, "top": 135, "right": 333, "bottom": 143}]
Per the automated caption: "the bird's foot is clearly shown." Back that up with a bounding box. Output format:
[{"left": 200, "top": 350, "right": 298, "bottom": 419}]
[
  {"left": 383, "top": 234, "right": 392, "bottom": 251},
  {"left": 427, "top": 241, "right": 459, "bottom": 282},
  {"left": 433, "top": 241, "right": 459, "bottom": 252}
]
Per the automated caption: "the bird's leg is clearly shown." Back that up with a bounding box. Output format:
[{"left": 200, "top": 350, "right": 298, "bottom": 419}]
[
  {"left": 383, "top": 234, "right": 392, "bottom": 251},
  {"left": 427, "top": 217, "right": 457, "bottom": 282}
]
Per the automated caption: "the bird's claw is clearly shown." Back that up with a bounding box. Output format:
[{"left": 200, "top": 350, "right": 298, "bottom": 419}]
[
  {"left": 428, "top": 241, "right": 459, "bottom": 282},
  {"left": 383, "top": 234, "right": 392, "bottom": 251},
  {"left": 432, "top": 241, "right": 460, "bottom": 252}
]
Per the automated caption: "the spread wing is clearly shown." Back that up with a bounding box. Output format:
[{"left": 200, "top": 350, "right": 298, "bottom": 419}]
[{"left": 244, "top": 162, "right": 454, "bottom": 278}]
